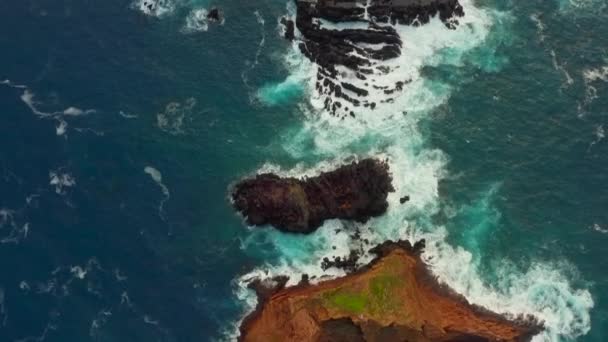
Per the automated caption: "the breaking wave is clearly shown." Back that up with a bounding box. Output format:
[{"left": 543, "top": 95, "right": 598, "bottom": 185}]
[{"left": 182, "top": 8, "right": 210, "bottom": 33}]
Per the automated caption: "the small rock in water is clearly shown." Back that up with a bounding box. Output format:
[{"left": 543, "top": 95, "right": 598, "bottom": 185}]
[
  {"left": 207, "top": 7, "right": 223, "bottom": 22},
  {"left": 400, "top": 195, "right": 410, "bottom": 204},
  {"left": 280, "top": 17, "right": 295, "bottom": 41}
]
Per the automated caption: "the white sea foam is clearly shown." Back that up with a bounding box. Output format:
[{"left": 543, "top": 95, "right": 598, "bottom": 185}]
[
  {"left": 49, "top": 170, "right": 76, "bottom": 195},
  {"left": 144, "top": 166, "right": 170, "bottom": 222},
  {"left": 119, "top": 110, "right": 138, "bottom": 119},
  {"left": 143, "top": 315, "right": 159, "bottom": 325},
  {"left": 550, "top": 50, "right": 574, "bottom": 88},
  {"left": 1, "top": 79, "right": 27, "bottom": 89},
  {"left": 156, "top": 98, "right": 196, "bottom": 135},
  {"left": 182, "top": 8, "right": 210, "bottom": 33},
  {"left": 583, "top": 64, "right": 608, "bottom": 83},
  {"left": 242, "top": 11, "right": 266, "bottom": 91},
  {"left": 592, "top": 223, "right": 608, "bottom": 234},
  {"left": 1, "top": 82, "right": 96, "bottom": 135},
  {"left": 182, "top": 6, "right": 225, "bottom": 33},
  {"left": 588, "top": 124, "right": 605, "bottom": 151},
  {"left": 232, "top": 0, "right": 594, "bottom": 340},
  {"left": 581, "top": 62, "right": 608, "bottom": 109},
  {"left": 63, "top": 106, "right": 94, "bottom": 116},
  {"left": 132, "top": 0, "right": 176, "bottom": 17},
  {"left": 530, "top": 13, "right": 547, "bottom": 43}
]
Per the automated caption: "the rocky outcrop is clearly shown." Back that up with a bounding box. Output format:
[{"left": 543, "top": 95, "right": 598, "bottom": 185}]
[
  {"left": 232, "top": 159, "right": 394, "bottom": 234},
  {"left": 207, "top": 7, "right": 224, "bottom": 22},
  {"left": 239, "top": 240, "right": 543, "bottom": 342},
  {"left": 281, "top": 0, "right": 465, "bottom": 118},
  {"left": 368, "top": 0, "right": 464, "bottom": 26}
]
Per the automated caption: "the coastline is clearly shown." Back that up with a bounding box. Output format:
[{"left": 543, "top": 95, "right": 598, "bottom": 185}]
[{"left": 239, "top": 240, "right": 543, "bottom": 341}]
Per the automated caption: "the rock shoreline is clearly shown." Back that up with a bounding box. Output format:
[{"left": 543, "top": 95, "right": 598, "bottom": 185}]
[
  {"left": 239, "top": 240, "right": 543, "bottom": 342},
  {"left": 279, "top": 0, "right": 465, "bottom": 118}
]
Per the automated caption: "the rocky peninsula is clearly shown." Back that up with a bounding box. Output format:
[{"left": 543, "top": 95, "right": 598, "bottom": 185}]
[
  {"left": 239, "top": 240, "right": 543, "bottom": 342},
  {"left": 232, "top": 159, "right": 394, "bottom": 234}
]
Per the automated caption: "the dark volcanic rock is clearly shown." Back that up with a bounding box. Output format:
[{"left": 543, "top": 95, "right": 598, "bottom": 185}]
[
  {"left": 280, "top": 17, "right": 295, "bottom": 40},
  {"left": 207, "top": 7, "right": 223, "bottom": 22},
  {"left": 368, "top": 0, "right": 464, "bottom": 26},
  {"left": 232, "top": 159, "right": 394, "bottom": 233},
  {"left": 321, "top": 249, "right": 361, "bottom": 273},
  {"left": 290, "top": 0, "right": 464, "bottom": 118}
]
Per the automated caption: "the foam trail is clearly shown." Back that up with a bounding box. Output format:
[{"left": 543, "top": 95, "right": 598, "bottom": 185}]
[
  {"left": 232, "top": 0, "right": 594, "bottom": 340},
  {"left": 583, "top": 65, "right": 608, "bottom": 82},
  {"left": 156, "top": 98, "right": 196, "bottom": 135},
  {"left": 242, "top": 11, "right": 267, "bottom": 91},
  {"left": 182, "top": 7, "right": 210, "bottom": 33},
  {"left": 2, "top": 81, "right": 95, "bottom": 135},
  {"left": 581, "top": 61, "right": 608, "bottom": 111},
  {"left": 530, "top": 13, "right": 547, "bottom": 43},
  {"left": 0, "top": 209, "right": 22, "bottom": 244},
  {"left": 1, "top": 79, "right": 27, "bottom": 89},
  {"left": 587, "top": 124, "right": 605, "bottom": 151},
  {"left": 49, "top": 170, "right": 76, "bottom": 195},
  {"left": 144, "top": 166, "right": 170, "bottom": 222},
  {"left": 592, "top": 223, "right": 608, "bottom": 234},
  {"left": 132, "top": 0, "right": 176, "bottom": 17},
  {"left": 530, "top": 14, "right": 573, "bottom": 90},
  {"left": 550, "top": 50, "right": 574, "bottom": 88}
]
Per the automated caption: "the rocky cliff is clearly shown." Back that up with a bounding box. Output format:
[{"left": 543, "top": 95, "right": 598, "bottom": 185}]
[{"left": 239, "top": 240, "right": 543, "bottom": 342}]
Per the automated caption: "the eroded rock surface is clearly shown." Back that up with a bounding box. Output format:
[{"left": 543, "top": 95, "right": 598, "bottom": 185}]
[
  {"left": 232, "top": 159, "right": 394, "bottom": 233},
  {"left": 279, "top": 0, "right": 464, "bottom": 118},
  {"left": 239, "top": 240, "right": 543, "bottom": 342}
]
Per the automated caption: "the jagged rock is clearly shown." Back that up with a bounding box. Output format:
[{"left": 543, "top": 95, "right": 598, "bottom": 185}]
[
  {"left": 321, "top": 249, "right": 361, "bottom": 273},
  {"left": 207, "top": 7, "right": 223, "bottom": 22},
  {"left": 280, "top": 17, "right": 295, "bottom": 40},
  {"left": 368, "top": 0, "right": 464, "bottom": 26},
  {"left": 232, "top": 159, "right": 394, "bottom": 233}
]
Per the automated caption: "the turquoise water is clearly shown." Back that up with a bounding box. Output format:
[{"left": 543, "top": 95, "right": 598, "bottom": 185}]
[{"left": 0, "top": 0, "right": 607, "bottom": 341}]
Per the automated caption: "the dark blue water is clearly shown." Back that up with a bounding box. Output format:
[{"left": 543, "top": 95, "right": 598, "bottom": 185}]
[{"left": 0, "top": 0, "right": 607, "bottom": 341}]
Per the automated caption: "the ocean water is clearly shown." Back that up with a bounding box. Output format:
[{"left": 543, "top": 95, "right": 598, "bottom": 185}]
[{"left": 0, "top": 0, "right": 607, "bottom": 341}]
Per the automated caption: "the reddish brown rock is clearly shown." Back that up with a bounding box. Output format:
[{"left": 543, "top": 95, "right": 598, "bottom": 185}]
[
  {"left": 232, "top": 159, "right": 394, "bottom": 234},
  {"left": 239, "top": 240, "right": 543, "bottom": 342}
]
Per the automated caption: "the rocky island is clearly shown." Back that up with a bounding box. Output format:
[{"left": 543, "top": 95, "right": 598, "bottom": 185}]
[
  {"left": 232, "top": 159, "right": 394, "bottom": 233},
  {"left": 239, "top": 240, "right": 543, "bottom": 342}
]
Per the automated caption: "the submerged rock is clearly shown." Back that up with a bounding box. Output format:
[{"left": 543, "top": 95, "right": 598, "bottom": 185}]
[
  {"left": 239, "top": 240, "right": 543, "bottom": 342},
  {"left": 231, "top": 159, "right": 394, "bottom": 233}
]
